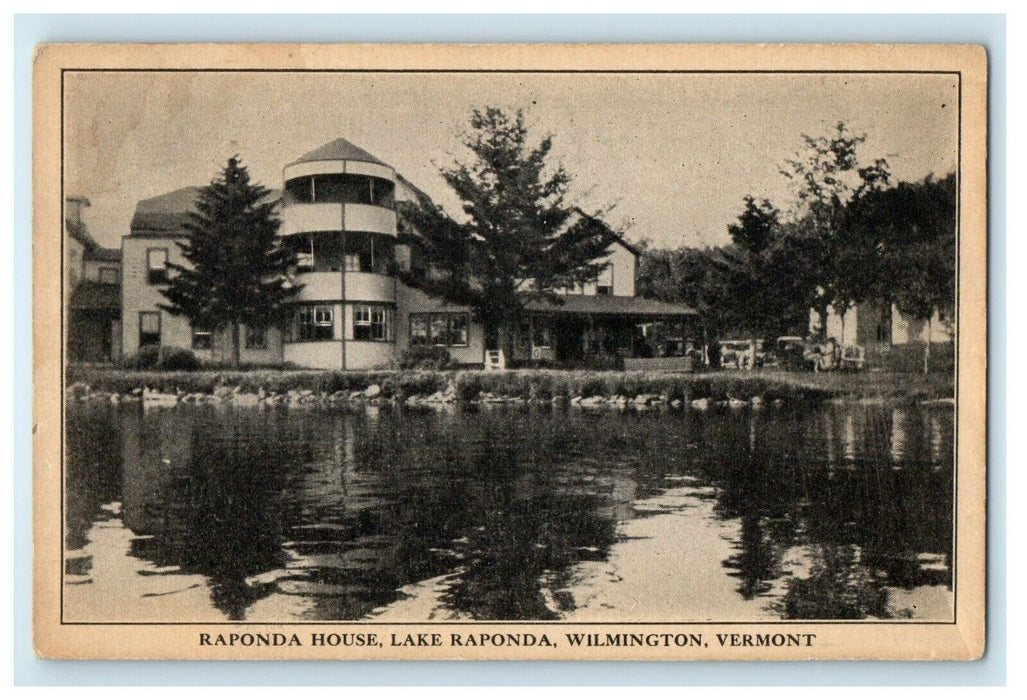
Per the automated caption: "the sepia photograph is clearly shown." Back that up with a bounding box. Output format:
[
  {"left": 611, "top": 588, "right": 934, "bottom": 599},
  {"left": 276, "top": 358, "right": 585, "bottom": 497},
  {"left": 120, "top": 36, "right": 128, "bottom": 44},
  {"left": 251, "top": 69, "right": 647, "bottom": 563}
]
[{"left": 32, "top": 43, "right": 987, "bottom": 660}]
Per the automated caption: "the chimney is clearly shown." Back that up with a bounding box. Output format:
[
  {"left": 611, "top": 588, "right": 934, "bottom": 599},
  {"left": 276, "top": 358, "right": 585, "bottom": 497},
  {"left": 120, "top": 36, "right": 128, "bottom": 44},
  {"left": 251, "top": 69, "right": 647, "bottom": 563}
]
[{"left": 65, "top": 196, "right": 91, "bottom": 228}]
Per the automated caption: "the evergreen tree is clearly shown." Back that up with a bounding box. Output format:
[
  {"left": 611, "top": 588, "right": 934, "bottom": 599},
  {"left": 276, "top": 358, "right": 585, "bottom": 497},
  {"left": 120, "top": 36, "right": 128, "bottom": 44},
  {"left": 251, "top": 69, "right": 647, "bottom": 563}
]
[
  {"left": 158, "top": 156, "right": 299, "bottom": 366},
  {"left": 398, "top": 107, "right": 619, "bottom": 356}
]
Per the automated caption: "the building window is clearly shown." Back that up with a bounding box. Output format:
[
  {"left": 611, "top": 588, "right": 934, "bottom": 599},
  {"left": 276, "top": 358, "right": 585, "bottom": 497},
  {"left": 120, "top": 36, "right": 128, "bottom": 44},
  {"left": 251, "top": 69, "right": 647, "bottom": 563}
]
[
  {"left": 408, "top": 313, "right": 469, "bottom": 347},
  {"left": 147, "top": 248, "right": 168, "bottom": 284},
  {"left": 344, "top": 253, "right": 362, "bottom": 272},
  {"left": 596, "top": 264, "right": 613, "bottom": 296},
  {"left": 192, "top": 328, "right": 213, "bottom": 350},
  {"left": 245, "top": 325, "right": 268, "bottom": 349},
  {"left": 353, "top": 304, "right": 394, "bottom": 342},
  {"left": 409, "top": 314, "right": 429, "bottom": 345},
  {"left": 99, "top": 267, "right": 119, "bottom": 285},
  {"left": 876, "top": 305, "right": 893, "bottom": 343},
  {"left": 532, "top": 320, "right": 552, "bottom": 349},
  {"left": 139, "top": 312, "right": 161, "bottom": 348},
  {"left": 295, "top": 304, "right": 334, "bottom": 341}
]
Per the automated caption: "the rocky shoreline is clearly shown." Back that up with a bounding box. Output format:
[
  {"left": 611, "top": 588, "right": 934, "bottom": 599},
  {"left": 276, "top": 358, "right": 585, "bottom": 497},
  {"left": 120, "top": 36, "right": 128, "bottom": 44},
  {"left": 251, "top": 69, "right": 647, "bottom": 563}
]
[{"left": 66, "top": 379, "right": 951, "bottom": 411}]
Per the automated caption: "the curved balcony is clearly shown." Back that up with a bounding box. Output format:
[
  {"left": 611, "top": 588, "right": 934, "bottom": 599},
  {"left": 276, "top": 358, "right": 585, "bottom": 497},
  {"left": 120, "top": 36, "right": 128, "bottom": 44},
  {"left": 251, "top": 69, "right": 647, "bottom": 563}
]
[
  {"left": 290, "top": 271, "right": 395, "bottom": 303},
  {"left": 345, "top": 272, "right": 396, "bottom": 302},
  {"left": 280, "top": 203, "right": 396, "bottom": 237}
]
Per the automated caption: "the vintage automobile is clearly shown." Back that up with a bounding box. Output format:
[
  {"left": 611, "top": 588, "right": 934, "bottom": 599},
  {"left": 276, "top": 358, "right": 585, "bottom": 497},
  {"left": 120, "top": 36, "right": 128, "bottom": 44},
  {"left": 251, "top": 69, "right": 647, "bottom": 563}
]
[
  {"left": 718, "top": 339, "right": 764, "bottom": 370},
  {"left": 763, "top": 336, "right": 819, "bottom": 371},
  {"left": 752, "top": 336, "right": 867, "bottom": 373}
]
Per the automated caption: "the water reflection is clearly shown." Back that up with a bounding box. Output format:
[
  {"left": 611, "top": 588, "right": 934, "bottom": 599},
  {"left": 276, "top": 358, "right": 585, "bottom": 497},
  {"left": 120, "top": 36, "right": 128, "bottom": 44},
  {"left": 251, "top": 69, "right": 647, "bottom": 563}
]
[{"left": 65, "top": 400, "right": 954, "bottom": 622}]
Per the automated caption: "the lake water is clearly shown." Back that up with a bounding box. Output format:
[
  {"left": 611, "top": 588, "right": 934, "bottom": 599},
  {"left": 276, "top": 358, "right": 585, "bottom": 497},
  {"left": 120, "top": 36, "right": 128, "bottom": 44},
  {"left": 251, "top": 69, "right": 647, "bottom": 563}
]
[{"left": 64, "top": 400, "right": 954, "bottom": 622}]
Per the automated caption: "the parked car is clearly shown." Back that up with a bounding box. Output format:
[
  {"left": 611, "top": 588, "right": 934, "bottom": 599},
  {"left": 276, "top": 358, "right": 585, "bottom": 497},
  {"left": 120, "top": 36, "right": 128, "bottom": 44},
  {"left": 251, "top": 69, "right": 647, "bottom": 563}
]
[
  {"left": 764, "top": 336, "right": 817, "bottom": 371},
  {"left": 718, "top": 339, "right": 763, "bottom": 370}
]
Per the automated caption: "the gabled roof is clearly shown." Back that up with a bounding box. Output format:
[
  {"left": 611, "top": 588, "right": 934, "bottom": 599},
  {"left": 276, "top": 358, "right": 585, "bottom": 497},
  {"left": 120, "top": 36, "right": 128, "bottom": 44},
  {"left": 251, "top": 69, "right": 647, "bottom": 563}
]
[
  {"left": 288, "top": 138, "right": 390, "bottom": 168},
  {"left": 129, "top": 186, "right": 280, "bottom": 238},
  {"left": 130, "top": 186, "right": 202, "bottom": 237},
  {"left": 525, "top": 294, "right": 697, "bottom": 317},
  {"left": 566, "top": 208, "right": 640, "bottom": 257},
  {"left": 69, "top": 280, "right": 120, "bottom": 310},
  {"left": 84, "top": 247, "right": 121, "bottom": 262},
  {"left": 65, "top": 218, "right": 100, "bottom": 249}
]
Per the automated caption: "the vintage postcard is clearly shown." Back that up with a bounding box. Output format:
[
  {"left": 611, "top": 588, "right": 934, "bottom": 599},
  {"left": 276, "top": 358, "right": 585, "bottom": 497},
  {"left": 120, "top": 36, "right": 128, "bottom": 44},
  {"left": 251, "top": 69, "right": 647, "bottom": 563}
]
[{"left": 33, "top": 43, "right": 987, "bottom": 660}]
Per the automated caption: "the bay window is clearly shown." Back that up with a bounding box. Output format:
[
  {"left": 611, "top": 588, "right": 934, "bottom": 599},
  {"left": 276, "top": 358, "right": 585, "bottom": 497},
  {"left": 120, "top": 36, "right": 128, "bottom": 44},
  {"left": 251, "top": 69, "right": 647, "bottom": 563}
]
[
  {"left": 295, "top": 304, "right": 334, "bottom": 341},
  {"left": 353, "top": 304, "right": 394, "bottom": 342},
  {"left": 408, "top": 313, "right": 470, "bottom": 347}
]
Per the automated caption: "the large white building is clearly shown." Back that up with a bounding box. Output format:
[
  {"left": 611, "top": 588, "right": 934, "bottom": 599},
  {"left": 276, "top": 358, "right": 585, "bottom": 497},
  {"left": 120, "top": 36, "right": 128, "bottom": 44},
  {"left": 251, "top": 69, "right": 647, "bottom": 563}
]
[{"left": 119, "top": 137, "right": 698, "bottom": 369}]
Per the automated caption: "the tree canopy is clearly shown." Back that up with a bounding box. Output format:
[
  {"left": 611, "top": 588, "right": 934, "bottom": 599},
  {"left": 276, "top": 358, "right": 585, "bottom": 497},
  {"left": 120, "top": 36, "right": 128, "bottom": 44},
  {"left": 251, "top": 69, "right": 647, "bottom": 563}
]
[
  {"left": 398, "top": 107, "right": 619, "bottom": 342},
  {"left": 638, "top": 122, "right": 955, "bottom": 368},
  {"left": 158, "top": 156, "right": 298, "bottom": 365}
]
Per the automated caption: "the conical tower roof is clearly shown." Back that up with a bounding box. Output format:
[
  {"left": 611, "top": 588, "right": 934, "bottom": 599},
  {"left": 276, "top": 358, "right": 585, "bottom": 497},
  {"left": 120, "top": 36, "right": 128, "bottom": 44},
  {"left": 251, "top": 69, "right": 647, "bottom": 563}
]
[{"left": 288, "top": 138, "right": 390, "bottom": 168}]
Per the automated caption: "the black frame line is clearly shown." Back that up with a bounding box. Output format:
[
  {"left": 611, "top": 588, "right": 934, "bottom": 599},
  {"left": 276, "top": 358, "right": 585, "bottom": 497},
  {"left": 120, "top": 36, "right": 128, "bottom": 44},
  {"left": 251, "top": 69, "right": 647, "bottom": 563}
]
[{"left": 58, "top": 66, "right": 964, "bottom": 628}]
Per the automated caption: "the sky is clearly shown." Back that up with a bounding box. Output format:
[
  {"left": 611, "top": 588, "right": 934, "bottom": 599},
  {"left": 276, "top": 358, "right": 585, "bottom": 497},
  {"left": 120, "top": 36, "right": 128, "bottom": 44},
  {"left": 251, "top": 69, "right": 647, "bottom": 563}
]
[{"left": 63, "top": 70, "right": 959, "bottom": 251}]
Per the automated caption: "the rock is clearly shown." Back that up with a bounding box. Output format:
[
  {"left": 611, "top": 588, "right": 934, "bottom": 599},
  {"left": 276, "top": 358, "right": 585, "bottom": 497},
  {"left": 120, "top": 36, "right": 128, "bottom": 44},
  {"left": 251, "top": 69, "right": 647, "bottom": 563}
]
[
  {"left": 109, "top": 393, "right": 120, "bottom": 404},
  {"left": 670, "top": 399, "right": 683, "bottom": 409},
  {"left": 364, "top": 384, "right": 382, "bottom": 399},
  {"left": 570, "top": 396, "right": 583, "bottom": 405},
  {"left": 233, "top": 392, "right": 259, "bottom": 407},
  {"left": 728, "top": 398, "right": 749, "bottom": 409},
  {"left": 213, "top": 386, "right": 233, "bottom": 399},
  {"left": 633, "top": 394, "right": 659, "bottom": 405},
  {"left": 349, "top": 390, "right": 365, "bottom": 401},
  {"left": 405, "top": 395, "right": 422, "bottom": 406},
  {"left": 751, "top": 395, "right": 765, "bottom": 406},
  {"left": 580, "top": 395, "right": 605, "bottom": 407},
  {"left": 551, "top": 395, "right": 566, "bottom": 404},
  {"left": 690, "top": 397, "right": 710, "bottom": 411},
  {"left": 130, "top": 387, "right": 142, "bottom": 396},
  {"left": 143, "top": 388, "right": 179, "bottom": 405}
]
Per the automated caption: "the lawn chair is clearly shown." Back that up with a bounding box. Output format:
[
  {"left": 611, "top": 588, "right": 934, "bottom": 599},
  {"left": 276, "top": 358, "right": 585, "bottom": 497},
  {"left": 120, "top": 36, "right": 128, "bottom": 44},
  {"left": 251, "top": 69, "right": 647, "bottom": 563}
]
[
  {"left": 840, "top": 344, "right": 866, "bottom": 371},
  {"left": 485, "top": 349, "right": 506, "bottom": 371}
]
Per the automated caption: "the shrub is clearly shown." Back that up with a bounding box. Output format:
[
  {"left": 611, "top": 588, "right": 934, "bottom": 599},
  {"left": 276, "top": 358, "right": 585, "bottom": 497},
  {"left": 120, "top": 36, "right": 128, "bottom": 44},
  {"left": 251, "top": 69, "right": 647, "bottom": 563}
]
[
  {"left": 122, "top": 344, "right": 162, "bottom": 369},
  {"left": 399, "top": 346, "right": 452, "bottom": 370},
  {"left": 156, "top": 347, "right": 200, "bottom": 371}
]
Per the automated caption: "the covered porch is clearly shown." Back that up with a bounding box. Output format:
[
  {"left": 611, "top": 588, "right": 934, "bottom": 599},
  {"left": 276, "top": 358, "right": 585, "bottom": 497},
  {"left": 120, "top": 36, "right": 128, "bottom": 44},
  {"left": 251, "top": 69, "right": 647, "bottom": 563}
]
[{"left": 514, "top": 295, "right": 701, "bottom": 369}]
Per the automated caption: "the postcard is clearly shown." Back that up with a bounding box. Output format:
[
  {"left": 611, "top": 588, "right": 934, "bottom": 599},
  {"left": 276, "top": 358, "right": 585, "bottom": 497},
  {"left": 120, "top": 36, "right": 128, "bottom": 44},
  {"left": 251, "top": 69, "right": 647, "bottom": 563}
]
[{"left": 33, "top": 42, "right": 986, "bottom": 660}]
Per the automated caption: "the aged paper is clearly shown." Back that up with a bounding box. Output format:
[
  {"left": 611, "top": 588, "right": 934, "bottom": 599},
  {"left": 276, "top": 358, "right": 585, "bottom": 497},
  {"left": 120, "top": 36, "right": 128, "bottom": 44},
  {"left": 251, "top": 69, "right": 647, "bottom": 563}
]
[{"left": 34, "top": 43, "right": 986, "bottom": 660}]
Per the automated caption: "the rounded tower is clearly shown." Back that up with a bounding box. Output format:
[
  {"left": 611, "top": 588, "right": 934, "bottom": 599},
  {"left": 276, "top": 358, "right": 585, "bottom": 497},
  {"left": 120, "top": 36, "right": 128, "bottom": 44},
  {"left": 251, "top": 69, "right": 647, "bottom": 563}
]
[{"left": 279, "top": 138, "right": 399, "bottom": 369}]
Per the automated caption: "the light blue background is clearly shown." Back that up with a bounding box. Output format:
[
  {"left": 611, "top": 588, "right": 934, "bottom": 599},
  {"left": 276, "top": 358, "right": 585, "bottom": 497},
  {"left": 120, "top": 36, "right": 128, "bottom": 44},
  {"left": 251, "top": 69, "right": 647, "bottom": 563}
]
[{"left": 12, "top": 13, "right": 1006, "bottom": 686}]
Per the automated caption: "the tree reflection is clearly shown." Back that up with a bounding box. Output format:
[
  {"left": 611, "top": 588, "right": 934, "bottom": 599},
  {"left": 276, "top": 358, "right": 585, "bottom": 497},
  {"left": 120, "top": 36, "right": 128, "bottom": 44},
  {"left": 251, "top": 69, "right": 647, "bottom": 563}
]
[
  {"left": 122, "top": 406, "right": 296, "bottom": 619},
  {"left": 67, "top": 400, "right": 953, "bottom": 622},
  {"left": 776, "top": 544, "right": 888, "bottom": 620}
]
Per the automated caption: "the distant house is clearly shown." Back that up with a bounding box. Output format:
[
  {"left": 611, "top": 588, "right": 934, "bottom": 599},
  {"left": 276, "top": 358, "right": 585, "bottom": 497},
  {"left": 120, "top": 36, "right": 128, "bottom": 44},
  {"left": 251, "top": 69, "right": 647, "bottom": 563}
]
[
  {"left": 811, "top": 301, "right": 954, "bottom": 349},
  {"left": 65, "top": 196, "right": 122, "bottom": 362},
  {"left": 117, "top": 137, "right": 698, "bottom": 369}
]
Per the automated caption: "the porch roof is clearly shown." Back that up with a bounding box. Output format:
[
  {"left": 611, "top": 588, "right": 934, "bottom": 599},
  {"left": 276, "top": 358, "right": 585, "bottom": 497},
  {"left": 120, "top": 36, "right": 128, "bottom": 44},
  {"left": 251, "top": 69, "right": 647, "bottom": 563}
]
[
  {"left": 525, "top": 294, "right": 698, "bottom": 318},
  {"left": 69, "top": 281, "right": 121, "bottom": 311}
]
